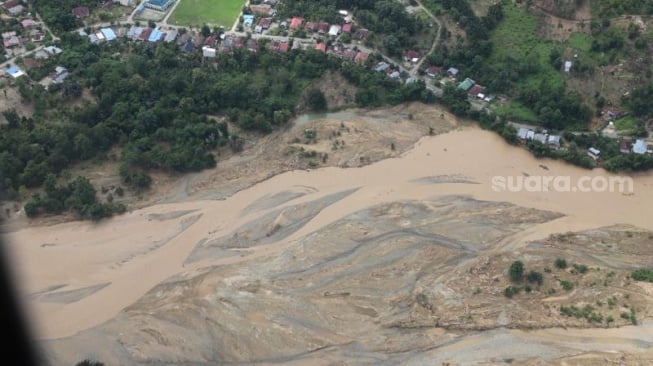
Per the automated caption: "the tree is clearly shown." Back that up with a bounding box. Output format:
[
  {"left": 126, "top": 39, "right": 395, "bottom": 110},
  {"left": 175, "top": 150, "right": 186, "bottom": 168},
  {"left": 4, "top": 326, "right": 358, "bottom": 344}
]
[
  {"left": 76, "top": 360, "right": 105, "bottom": 366},
  {"left": 509, "top": 261, "right": 524, "bottom": 282},
  {"left": 306, "top": 88, "right": 327, "bottom": 112},
  {"left": 555, "top": 258, "right": 568, "bottom": 269}
]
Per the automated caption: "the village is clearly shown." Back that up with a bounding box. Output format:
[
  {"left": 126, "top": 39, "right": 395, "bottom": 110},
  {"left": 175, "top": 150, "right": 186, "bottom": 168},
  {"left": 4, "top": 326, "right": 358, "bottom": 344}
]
[{"left": 1, "top": 0, "right": 652, "bottom": 165}]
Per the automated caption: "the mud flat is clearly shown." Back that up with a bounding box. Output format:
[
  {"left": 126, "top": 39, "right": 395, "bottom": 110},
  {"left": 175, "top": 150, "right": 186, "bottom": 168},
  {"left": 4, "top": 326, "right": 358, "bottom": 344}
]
[{"left": 4, "top": 124, "right": 653, "bottom": 365}]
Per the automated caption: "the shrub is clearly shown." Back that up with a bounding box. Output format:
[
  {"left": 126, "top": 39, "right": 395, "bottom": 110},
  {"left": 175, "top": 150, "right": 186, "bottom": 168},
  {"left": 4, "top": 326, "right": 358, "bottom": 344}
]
[
  {"left": 526, "top": 271, "right": 543, "bottom": 286},
  {"left": 631, "top": 269, "right": 653, "bottom": 282},
  {"left": 509, "top": 261, "right": 524, "bottom": 282},
  {"left": 555, "top": 258, "right": 568, "bottom": 269},
  {"left": 504, "top": 286, "right": 520, "bottom": 298},
  {"left": 572, "top": 263, "right": 589, "bottom": 274},
  {"left": 560, "top": 280, "right": 573, "bottom": 291}
]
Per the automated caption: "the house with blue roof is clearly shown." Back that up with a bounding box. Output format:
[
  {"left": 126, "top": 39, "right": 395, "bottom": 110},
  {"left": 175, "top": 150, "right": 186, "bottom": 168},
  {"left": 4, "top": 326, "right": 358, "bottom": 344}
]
[
  {"left": 243, "top": 14, "right": 255, "bottom": 27},
  {"left": 100, "top": 28, "right": 117, "bottom": 41},
  {"left": 6, "top": 65, "right": 25, "bottom": 78},
  {"left": 148, "top": 28, "right": 163, "bottom": 42},
  {"left": 145, "top": 0, "right": 175, "bottom": 12}
]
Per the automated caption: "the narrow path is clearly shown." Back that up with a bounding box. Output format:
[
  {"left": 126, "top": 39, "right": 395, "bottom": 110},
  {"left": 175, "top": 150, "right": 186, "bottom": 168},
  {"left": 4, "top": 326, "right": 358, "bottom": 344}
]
[{"left": 410, "top": 0, "right": 442, "bottom": 77}]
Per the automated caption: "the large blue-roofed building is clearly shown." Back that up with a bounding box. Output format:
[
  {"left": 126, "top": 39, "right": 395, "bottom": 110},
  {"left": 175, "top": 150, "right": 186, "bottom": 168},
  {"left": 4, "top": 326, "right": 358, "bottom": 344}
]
[{"left": 145, "top": 0, "right": 175, "bottom": 12}]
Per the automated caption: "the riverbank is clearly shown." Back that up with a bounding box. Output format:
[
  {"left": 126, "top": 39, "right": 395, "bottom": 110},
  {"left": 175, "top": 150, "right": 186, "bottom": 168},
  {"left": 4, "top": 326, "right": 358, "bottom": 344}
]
[{"left": 4, "top": 112, "right": 653, "bottom": 364}]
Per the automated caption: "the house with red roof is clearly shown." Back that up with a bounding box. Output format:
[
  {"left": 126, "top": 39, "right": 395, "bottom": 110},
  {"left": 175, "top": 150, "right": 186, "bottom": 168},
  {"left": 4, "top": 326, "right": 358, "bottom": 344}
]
[
  {"left": 289, "top": 17, "right": 303, "bottom": 30},
  {"left": 405, "top": 50, "right": 420, "bottom": 63},
  {"left": 305, "top": 21, "right": 316, "bottom": 32},
  {"left": 426, "top": 66, "right": 442, "bottom": 78},
  {"left": 72, "top": 7, "right": 90, "bottom": 18},
  {"left": 314, "top": 43, "right": 326, "bottom": 53},
  {"left": 342, "top": 23, "right": 352, "bottom": 33},
  {"left": 354, "top": 51, "right": 368, "bottom": 63},
  {"left": 259, "top": 17, "right": 272, "bottom": 29}
]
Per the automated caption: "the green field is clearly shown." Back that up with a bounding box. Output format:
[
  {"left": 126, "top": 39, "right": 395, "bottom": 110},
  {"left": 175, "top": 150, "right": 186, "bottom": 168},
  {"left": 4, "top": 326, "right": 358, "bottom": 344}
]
[{"left": 168, "top": 0, "right": 244, "bottom": 28}]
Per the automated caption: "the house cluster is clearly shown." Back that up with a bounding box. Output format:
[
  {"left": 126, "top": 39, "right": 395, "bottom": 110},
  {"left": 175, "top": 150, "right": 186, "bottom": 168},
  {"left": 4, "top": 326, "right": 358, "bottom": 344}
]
[
  {"left": 285, "top": 12, "right": 368, "bottom": 41},
  {"left": 619, "top": 138, "right": 651, "bottom": 155},
  {"left": 457, "top": 77, "right": 492, "bottom": 102},
  {"left": 1, "top": 4, "right": 47, "bottom": 59},
  {"left": 3, "top": 0, "right": 25, "bottom": 16},
  {"left": 517, "top": 128, "right": 562, "bottom": 150},
  {"left": 373, "top": 61, "right": 406, "bottom": 82},
  {"left": 5, "top": 45, "right": 63, "bottom": 81}
]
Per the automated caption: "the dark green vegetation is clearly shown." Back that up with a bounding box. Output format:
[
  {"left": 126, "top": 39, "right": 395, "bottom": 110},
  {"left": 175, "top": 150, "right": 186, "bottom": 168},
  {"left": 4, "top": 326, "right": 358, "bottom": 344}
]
[
  {"left": 631, "top": 269, "right": 653, "bottom": 282},
  {"left": 593, "top": 0, "right": 653, "bottom": 18},
  {"left": 75, "top": 360, "right": 105, "bottom": 366},
  {"left": 30, "top": 0, "right": 98, "bottom": 33},
  {"left": 509, "top": 260, "right": 524, "bottom": 282},
  {"left": 278, "top": 0, "right": 432, "bottom": 57},
  {"left": 24, "top": 175, "right": 125, "bottom": 221},
  {"left": 0, "top": 34, "right": 430, "bottom": 219}
]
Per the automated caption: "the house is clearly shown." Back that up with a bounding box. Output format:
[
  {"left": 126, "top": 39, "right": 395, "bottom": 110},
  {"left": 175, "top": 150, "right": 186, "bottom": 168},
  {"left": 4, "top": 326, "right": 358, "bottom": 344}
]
[
  {"left": 547, "top": 135, "right": 561, "bottom": 149},
  {"left": 147, "top": 28, "right": 163, "bottom": 43},
  {"left": 102, "top": 1, "right": 114, "bottom": 9},
  {"left": 72, "top": 7, "right": 90, "bottom": 18},
  {"left": 447, "top": 67, "right": 459, "bottom": 77},
  {"left": 100, "top": 28, "right": 117, "bottom": 41},
  {"left": 458, "top": 77, "right": 475, "bottom": 91},
  {"left": 53, "top": 66, "right": 69, "bottom": 84},
  {"left": 243, "top": 14, "right": 255, "bottom": 27},
  {"left": 604, "top": 108, "right": 623, "bottom": 120},
  {"left": 406, "top": 77, "right": 417, "bottom": 85},
  {"left": 405, "top": 50, "right": 419, "bottom": 63},
  {"left": 314, "top": 43, "right": 326, "bottom": 53},
  {"left": 426, "top": 66, "right": 441, "bottom": 78},
  {"left": 94, "top": 31, "right": 106, "bottom": 43},
  {"left": 139, "top": 27, "right": 153, "bottom": 41},
  {"left": 304, "top": 21, "right": 316, "bottom": 32},
  {"left": 202, "top": 46, "right": 216, "bottom": 58},
  {"left": 279, "top": 41, "right": 289, "bottom": 53},
  {"left": 353, "top": 28, "right": 368, "bottom": 40},
  {"left": 5, "top": 65, "right": 25, "bottom": 78},
  {"left": 44, "top": 46, "right": 63, "bottom": 55},
  {"left": 259, "top": 17, "right": 272, "bottom": 29},
  {"left": 7, "top": 5, "right": 24, "bottom": 16},
  {"left": 246, "top": 38, "right": 258, "bottom": 52},
  {"left": 526, "top": 130, "right": 535, "bottom": 140},
  {"left": 342, "top": 23, "right": 352, "bottom": 33},
  {"left": 533, "top": 133, "right": 547, "bottom": 144},
  {"left": 389, "top": 71, "right": 400, "bottom": 79},
  {"left": 343, "top": 16, "right": 352, "bottom": 24},
  {"left": 467, "top": 84, "right": 485, "bottom": 98},
  {"left": 204, "top": 34, "right": 217, "bottom": 46},
  {"left": 279, "top": 20, "right": 288, "bottom": 29},
  {"left": 2, "top": 32, "right": 19, "bottom": 48},
  {"left": 21, "top": 19, "right": 38, "bottom": 29},
  {"left": 2, "top": 0, "right": 19, "bottom": 10},
  {"left": 632, "top": 139, "right": 648, "bottom": 154},
  {"left": 34, "top": 50, "right": 50, "bottom": 59},
  {"left": 588, "top": 147, "right": 600, "bottom": 160},
  {"left": 354, "top": 51, "right": 368, "bottom": 63},
  {"left": 127, "top": 26, "right": 144, "bottom": 40},
  {"left": 116, "top": 0, "right": 136, "bottom": 6},
  {"left": 264, "top": 0, "right": 278, "bottom": 5},
  {"left": 289, "top": 17, "right": 303, "bottom": 30},
  {"left": 164, "top": 28, "right": 178, "bottom": 43},
  {"left": 144, "top": 0, "right": 175, "bottom": 12},
  {"left": 517, "top": 127, "right": 529, "bottom": 140},
  {"left": 374, "top": 62, "right": 390, "bottom": 72},
  {"left": 328, "top": 24, "right": 341, "bottom": 36},
  {"left": 317, "top": 21, "right": 329, "bottom": 34},
  {"left": 619, "top": 138, "right": 632, "bottom": 154},
  {"left": 250, "top": 4, "right": 275, "bottom": 16},
  {"left": 339, "top": 10, "right": 348, "bottom": 16},
  {"left": 181, "top": 39, "right": 195, "bottom": 53},
  {"left": 564, "top": 61, "right": 572, "bottom": 73}
]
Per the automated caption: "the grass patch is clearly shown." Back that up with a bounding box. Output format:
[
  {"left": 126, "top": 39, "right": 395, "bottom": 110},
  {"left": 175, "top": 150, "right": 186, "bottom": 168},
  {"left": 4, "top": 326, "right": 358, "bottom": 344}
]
[
  {"left": 567, "top": 33, "right": 593, "bottom": 52},
  {"left": 168, "top": 0, "right": 244, "bottom": 28},
  {"left": 493, "top": 101, "right": 539, "bottom": 123},
  {"left": 614, "top": 116, "right": 637, "bottom": 131}
]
